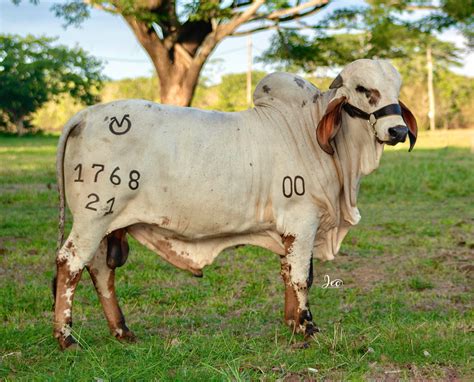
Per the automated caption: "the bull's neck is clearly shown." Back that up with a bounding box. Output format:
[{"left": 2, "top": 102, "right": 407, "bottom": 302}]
[{"left": 316, "top": 90, "right": 384, "bottom": 223}]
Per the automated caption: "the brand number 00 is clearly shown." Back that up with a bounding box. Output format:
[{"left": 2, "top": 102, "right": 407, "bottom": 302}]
[{"left": 282, "top": 176, "right": 305, "bottom": 198}]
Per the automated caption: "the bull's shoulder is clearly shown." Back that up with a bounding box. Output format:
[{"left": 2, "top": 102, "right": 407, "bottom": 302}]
[{"left": 253, "top": 72, "right": 321, "bottom": 107}]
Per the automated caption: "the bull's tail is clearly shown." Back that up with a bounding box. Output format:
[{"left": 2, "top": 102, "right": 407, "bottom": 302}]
[{"left": 56, "top": 111, "right": 86, "bottom": 252}]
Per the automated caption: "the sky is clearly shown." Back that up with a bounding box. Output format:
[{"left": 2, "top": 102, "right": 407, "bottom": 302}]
[{"left": 1, "top": 0, "right": 473, "bottom": 82}]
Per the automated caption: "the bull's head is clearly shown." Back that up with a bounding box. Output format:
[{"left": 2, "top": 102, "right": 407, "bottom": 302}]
[{"left": 317, "top": 59, "right": 418, "bottom": 155}]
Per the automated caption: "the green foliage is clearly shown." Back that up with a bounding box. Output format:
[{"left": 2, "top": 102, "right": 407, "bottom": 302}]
[
  {"left": 408, "top": 277, "right": 434, "bottom": 291},
  {"left": 0, "top": 34, "right": 105, "bottom": 133},
  {"left": 260, "top": 2, "right": 466, "bottom": 71},
  {"left": 101, "top": 76, "right": 160, "bottom": 101},
  {"left": 214, "top": 71, "right": 267, "bottom": 111},
  {"left": 420, "top": 0, "right": 474, "bottom": 47},
  {"left": 260, "top": 1, "right": 473, "bottom": 71},
  {"left": 30, "top": 62, "right": 473, "bottom": 132},
  {"left": 394, "top": 49, "right": 474, "bottom": 130},
  {"left": 44, "top": 0, "right": 330, "bottom": 27},
  {"left": 434, "top": 69, "right": 474, "bottom": 129}
]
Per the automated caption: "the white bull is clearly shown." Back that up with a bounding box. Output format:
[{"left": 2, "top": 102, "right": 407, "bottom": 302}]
[{"left": 53, "top": 59, "right": 417, "bottom": 349}]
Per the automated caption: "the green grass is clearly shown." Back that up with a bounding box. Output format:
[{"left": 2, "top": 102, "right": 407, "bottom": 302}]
[{"left": 1, "top": 134, "right": 473, "bottom": 380}]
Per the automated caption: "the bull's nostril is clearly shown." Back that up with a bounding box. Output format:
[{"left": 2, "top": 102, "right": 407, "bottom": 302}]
[
  {"left": 388, "top": 127, "right": 398, "bottom": 138},
  {"left": 388, "top": 126, "right": 408, "bottom": 142}
]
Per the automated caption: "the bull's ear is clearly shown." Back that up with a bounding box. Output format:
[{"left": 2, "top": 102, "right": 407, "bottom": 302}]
[
  {"left": 316, "top": 96, "right": 346, "bottom": 155},
  {"left": 399, "top": 100, "right": 418, "bottom": 152}
]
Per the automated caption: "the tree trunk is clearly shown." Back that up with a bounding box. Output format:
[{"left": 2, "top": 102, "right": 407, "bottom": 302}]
[
  {"left": 120, "top": 0, "right": 326, "bottom": 107},
  {"left": 151, "top": 38, "right": 217, "bottom": 107},
  {"left": 157, "top": 58, "right": 199, "bottom": 106},
  {"left": 246, "top": 35, "right": 252, "bottom": 108},
  {"left": 14, "top": 116, "right": 27, "bottom": 136},
  {"left": 426, "top": 45, "right": 436, "bottom": 131}
]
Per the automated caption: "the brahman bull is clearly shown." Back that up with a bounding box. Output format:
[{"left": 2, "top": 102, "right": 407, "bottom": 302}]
[{"left": 53, "top": 59, "right": 417, "bottom": 349}]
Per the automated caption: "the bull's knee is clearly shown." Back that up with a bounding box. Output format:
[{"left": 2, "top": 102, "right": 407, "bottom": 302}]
[{"left": 106, "top": 229, "right": 129, "bottom": 269}]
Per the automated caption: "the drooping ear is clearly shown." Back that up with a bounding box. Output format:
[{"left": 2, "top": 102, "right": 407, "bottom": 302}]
[
  {"left": 399, "top": 100, "right": 418, "bottom": 152},
  {"left": 316, "top": 96, "right": 347, "bottom": 155}
]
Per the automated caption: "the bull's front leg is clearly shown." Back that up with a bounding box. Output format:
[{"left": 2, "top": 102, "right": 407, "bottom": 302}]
[{"left": 280, "top": 224, "right": 319, "bottom": 337}]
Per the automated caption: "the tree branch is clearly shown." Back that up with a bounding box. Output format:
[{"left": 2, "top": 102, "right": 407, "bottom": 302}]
[
  {"left": 84, "top": 0, "right": 117, "bottom": 13},
  {"left": 229, "top": 1, "right": 328, "bottom": 37},
  {"left": 174, "top": 43, "right": 193, "bottom": 67},
  {"left": 266, "top": 0, "right": 329, "bottom": 20},
  {"left": 272, "top": 2, "right": 328, "bottom": 23},
  {"left": 406, "top": 5, "right": 438, "bottom": 11},
  {"left": 216, "top": 0, "right": 266, "bottom": 39},
  {"left": 188, "top": 0, "right": 266, "bottom": 69},
  {"left": 122, "top": 15, "right": 171, "bottom": 76},
  {"left": 230, "top": 23, "right": 313, "bottom": 37}
]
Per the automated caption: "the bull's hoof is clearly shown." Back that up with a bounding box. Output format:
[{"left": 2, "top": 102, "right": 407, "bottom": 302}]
[
  {"left": 63, "top": 342, "right": 80, "bottom": 351},
  {"left": 58, "top": 334, "right": 79, "bottom": 351},
  {"left": 115, "top": 329, "right": 136, "bottom": 343},
  {"left": 304, "top": 322, "right": 320, "bottom": 338},
  {"left": 286, "top": 319, "right": 320, "bottom": 338}
]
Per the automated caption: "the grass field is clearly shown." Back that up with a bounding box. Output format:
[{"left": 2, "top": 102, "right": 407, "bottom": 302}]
[{"left": 0, "top": 132, "right": 473, "bottom": 380}]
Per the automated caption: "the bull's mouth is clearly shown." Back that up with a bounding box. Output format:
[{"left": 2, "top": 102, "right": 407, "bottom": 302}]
[
  {"left": 377, "top": 137, "right": 407, "bottom": 146},
  {"left": 386, "top": 137, "right": 408, "bottom": 146}
]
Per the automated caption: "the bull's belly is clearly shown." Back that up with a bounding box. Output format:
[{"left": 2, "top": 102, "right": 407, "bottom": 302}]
[
  {"left": 127, "top": 223, "right": 285, "bottom": 274},
  {"left": 108, "top": 179, "right": 274, "bottom": 236}
]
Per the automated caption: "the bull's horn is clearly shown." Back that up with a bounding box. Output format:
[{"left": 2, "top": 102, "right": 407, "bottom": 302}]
[{"left": 329, "top": 74, "right": 343, "bottom": 89}]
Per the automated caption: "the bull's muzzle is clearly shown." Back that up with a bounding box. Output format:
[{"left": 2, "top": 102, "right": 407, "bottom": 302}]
[{"left": 388, "top": 125, "right": 408, "bottom": 145}]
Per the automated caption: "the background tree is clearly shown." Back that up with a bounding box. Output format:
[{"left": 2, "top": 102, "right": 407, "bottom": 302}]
[
  {"left": 15, "top": 0, "right": 332, "bottom": 106},
  {"left": 13, "top": 1, "right": 473, "bottom": 107},
  {"left": 0, "top": 34, "right": 105, "bottom": 134},
  {"left": 259, "top": 0, "right": 473, "bottom": 130}
]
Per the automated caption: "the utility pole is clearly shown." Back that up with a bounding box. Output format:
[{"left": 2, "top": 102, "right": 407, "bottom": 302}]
[
  {"left": 426, "top": 45, "right": 436, "bottom": 131},
  {"left": 246, "top": 35, "right": 252, "bottom": 108}
]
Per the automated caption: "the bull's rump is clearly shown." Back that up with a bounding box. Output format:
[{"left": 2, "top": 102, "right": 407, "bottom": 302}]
[{"left": 63, "top": 100, "right": 276, "bottom": 238}]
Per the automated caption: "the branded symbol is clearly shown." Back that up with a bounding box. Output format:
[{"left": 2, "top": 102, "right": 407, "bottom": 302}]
[{"left": 109, "top": 114, "right": 132, "bottom": 135}]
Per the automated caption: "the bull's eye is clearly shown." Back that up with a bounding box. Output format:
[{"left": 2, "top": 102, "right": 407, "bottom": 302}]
[
  {"left": 356, "top": 85, "right": 368, "bottom": 94},
  {"left": 356, "top": 84, "right": 379, "bottom": 105}
]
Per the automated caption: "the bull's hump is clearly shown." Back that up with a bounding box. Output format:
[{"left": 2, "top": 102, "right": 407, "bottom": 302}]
[{"left": 253, "top": 72, "right": 321, "bottom": 108}]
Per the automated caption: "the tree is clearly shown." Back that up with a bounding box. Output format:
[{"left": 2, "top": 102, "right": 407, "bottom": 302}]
[
  {"left": 18, "top": 0, "right": 333, "bottom": 106},
  {"left": 0, "top": 34, "right": 105, "bottom": 134},
  {"left": 259, "top": 1, "right": 469, "bottom": 69},
  {"left": 259, "top": 1, "right": 472, "bottom": 130},
  {"left": 13, "top": 1, "right": 473, "bottom": 109}
]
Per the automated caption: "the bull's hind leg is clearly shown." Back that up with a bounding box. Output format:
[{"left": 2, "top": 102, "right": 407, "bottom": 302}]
[
  {"left": 86, "top": 238, "right": 135, "bottom": 342},
  {"left": 53, "top": 226, "right": 104, "bottom": 350}
]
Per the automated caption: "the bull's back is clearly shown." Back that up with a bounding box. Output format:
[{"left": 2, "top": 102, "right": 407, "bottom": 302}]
[{"left": 63, "top": 100, "right": 274, "bottom": 237}]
